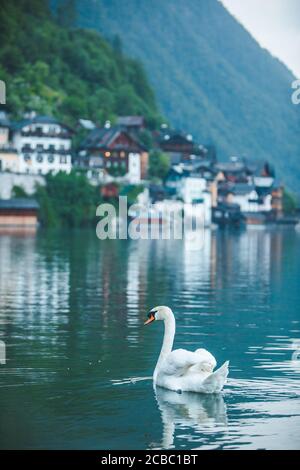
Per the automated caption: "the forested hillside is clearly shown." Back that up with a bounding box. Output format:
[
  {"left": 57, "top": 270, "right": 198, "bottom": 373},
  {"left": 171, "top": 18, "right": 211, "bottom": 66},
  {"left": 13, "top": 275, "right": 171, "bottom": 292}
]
[
  {"left": 52, "top": 0, "right": 300, "bottom": 189},
  {"left": 0, "top": 0, "right": 162, "bottom": 128}
]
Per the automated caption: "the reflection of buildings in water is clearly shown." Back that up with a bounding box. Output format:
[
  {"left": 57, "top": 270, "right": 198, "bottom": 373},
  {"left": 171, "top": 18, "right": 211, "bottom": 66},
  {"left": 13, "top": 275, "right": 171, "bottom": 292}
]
[
  {"left": 238, "top": 230, "right": 272, "bottom": 285},
  {"left": 155, "top": 386, "right": 227, "bottom": 449},
  {"left": 126, "top": 240, "right": 150, "bottom": 344},
  {"left": 215, "top": 229, "right": 284, "bottom": 292},
  {"left": 182, "top": 229, "right": 212, "bottom": 287},
  {"left": 0, "top": 235, "right": 70, "bottom": 334},
  {"left": 0, "top": 236, "right": 35, "bottom": 313},
  {"left": 100, "top": 240, "right": 129, "bottom": 327},
  {"left": 269, "top": 231, "right": 283, "bottom": 284}
]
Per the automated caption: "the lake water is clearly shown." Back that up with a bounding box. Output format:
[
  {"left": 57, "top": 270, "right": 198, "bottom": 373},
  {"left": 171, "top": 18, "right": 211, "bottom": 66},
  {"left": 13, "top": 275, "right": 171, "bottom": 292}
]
[{"left": 0, "top": 228, "right": 300, "bottom": 450}]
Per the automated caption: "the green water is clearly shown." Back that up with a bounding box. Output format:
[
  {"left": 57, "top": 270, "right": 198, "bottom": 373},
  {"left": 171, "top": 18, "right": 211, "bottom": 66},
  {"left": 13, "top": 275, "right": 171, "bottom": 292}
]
[{"left": 0, "top": 228, "right": 300, "bottom": 449}]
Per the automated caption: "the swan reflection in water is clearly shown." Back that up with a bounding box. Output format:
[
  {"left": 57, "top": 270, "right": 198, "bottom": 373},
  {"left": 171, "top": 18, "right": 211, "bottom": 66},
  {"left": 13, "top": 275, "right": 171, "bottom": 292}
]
[{"left": 154, "top": 386, "right": 227, "bottom": 449}]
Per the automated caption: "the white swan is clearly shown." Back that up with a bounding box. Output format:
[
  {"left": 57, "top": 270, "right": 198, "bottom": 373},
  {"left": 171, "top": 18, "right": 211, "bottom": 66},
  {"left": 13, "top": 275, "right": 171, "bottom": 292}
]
[{"left": 144, "top": 306, "right": 229, "bottom": 393}]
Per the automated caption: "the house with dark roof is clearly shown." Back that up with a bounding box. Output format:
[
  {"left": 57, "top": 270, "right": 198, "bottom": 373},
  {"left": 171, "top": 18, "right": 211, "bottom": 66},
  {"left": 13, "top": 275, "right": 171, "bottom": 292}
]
[
  {"left": 218, "top": 181, "right": 272, "bottom": 213},
  {"left": 157, "top": 128, "right": 208, "bottom": 165},
  {"left": 157, "top": 127, "right": 204, "bottom": 165},
  {"left": 11, "top": 114, "right": 74, "bottom": 175},
  {"left": 214, "top": 158, "right": 249, "bottom": 183},
  {"left": 0, "top": 198, "right": 39, "bottom": 230},
  {"left": 78, "top": 125, "right": 148, "bottom": 183}
]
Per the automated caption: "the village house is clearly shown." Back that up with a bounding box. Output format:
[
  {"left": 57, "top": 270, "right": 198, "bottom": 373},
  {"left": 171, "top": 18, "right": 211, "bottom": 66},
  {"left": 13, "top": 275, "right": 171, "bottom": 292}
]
[
  {"left": 214, "top": 157, "right": 250, "bottom": 183},
  {"left": 165, "top": 162, "right": 217, "bottom": 195},
  {"left": 164, "top": 164, "right": 214, "bottom": 226},
  {"left": 0, "top": 198, "right": 39, "bottom": 231},
  {"left": 219, "top": 182, "right": 272, "bottom": 213},
  {"left": 157, "top": 127, "right": 209, "bottom": 165},
  {"left": 0, "top": 112, "right": 19, "bottom": 173},
  {"left": 11, "top": 114, "right": 73, "bottom": 175},
  {"left": 78, "top": 125, "right": 148, "bottom": 183},
  {"left": 212, "top": 156, "right": 284, "bottom": 224}
]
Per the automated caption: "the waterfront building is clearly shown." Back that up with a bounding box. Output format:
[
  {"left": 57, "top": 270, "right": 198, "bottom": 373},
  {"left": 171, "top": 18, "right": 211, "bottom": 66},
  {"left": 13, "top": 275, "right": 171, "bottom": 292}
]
[
  {"left": 0, "top": 198, "right": 39, "bottom": 230},
  {"left": 12, "top": 114, "right": 73, "bottom": 175},
  {"left": 79, "top": 125, "right": 148, "bottom": 183}
]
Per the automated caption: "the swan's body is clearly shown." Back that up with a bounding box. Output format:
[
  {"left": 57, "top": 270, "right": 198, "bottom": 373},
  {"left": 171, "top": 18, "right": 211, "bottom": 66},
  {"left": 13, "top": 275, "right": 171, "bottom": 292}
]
[{"left": 145, "top": 306, "right": 229, "bottom": 393}]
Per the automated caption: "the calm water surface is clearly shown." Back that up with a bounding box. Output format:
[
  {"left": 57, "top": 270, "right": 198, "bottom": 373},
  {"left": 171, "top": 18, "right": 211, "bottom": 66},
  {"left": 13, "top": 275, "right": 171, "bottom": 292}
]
[{"left": 0, "top": 228, "right": 300, "bottom": 449}]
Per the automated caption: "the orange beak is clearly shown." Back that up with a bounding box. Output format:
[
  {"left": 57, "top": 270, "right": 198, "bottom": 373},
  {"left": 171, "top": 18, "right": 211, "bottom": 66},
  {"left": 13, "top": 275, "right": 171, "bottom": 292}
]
[{"left": 144, "top": 314, "right": 155, "bottom": 325}]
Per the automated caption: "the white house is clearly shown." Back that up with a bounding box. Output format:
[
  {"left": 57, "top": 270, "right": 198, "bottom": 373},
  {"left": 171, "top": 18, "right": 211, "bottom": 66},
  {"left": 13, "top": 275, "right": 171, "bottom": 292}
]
[
  {"left": 12, "top": 115, "right": 73, "bottom": 175},
  {"left": 228, "top": 184, "right": 272, "bottom": 213}
]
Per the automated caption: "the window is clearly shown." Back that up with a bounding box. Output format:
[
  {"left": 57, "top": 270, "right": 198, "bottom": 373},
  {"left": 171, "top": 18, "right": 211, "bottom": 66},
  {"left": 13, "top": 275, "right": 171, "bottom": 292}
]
[
  {"left": 36, "top": 155, "right": 43, "bottom": 163},
  {"left": 60, "top": 156, "right": 67, "bottom": 164},
  {"left": 48, "top": 155, "right": 54, "bottom": 164},
  {"left": 24, "top": 154, "right": 31, "bottom": 162}
]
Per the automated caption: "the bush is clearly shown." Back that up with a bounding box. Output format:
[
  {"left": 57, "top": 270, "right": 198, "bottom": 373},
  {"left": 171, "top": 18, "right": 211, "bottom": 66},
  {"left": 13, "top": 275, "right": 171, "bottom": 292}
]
[
  {"left": 35, "top": 171, "right": 101, "bottom": 227},
  {"left": 148, "top": 150, "right": 170, "bottom": 180}
]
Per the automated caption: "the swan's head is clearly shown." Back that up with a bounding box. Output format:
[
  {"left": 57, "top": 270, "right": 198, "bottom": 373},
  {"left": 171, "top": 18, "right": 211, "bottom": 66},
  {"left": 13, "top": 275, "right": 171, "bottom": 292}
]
[{"left": 144, "top": 306, "right": 173, "bottom": 325}]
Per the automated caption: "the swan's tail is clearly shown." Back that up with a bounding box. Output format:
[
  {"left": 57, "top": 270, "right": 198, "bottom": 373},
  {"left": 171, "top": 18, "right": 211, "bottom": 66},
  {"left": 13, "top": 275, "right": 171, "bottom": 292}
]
[{"left": 200, "top": 360, "right": 229, "bottom": 394}]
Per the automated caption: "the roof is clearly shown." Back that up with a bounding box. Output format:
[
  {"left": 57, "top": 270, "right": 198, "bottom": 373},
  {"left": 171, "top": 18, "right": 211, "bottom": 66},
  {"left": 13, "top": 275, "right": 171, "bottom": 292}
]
[
  {"left": 215, "top": 161, "right": 246, "bottom": 173},
  {"left": 11, "top": 115, "right": 74, "bottom": 133},
  {"left": 81, "top": 125, "right": 146, "bottom": 151},
  {"left": 117, "top": 116, "right": 144, "bottom": 127},
  {"left": 167, "top": 161, "right": 214, "bottom": 179},
  {"left": 166, "top": 165, "right": 190, "bottom": 178},
  {"left": 159, "top": 129, "right": 194, "bottom": 145},
  {"left": 78, "top": 119, "right": 96, "bottom": 130},
  {"left": 229, "top": 183, "right": 256, "bottom": 195},
  {"left": 0, "top": 198, "right": 39, "bottom": 210}
]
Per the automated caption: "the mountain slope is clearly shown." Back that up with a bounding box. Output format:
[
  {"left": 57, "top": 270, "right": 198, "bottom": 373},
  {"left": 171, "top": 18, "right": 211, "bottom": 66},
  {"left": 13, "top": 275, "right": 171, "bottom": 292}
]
[
  {"left": 0, "top": 0, "right": 162, "bottom": 127},
  {"left": 52, "top": 0, "right": 300, "bottom": 189}
]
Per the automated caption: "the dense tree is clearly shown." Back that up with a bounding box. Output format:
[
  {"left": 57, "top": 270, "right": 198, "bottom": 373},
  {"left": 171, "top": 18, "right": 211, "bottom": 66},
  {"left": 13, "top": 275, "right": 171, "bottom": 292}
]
[
  {"left": 0, "top": 0, "right": 163, "bottom": 128},
  {"left": 283, "top": 189, "right": 298, "bottom": 215},
  {"left": 35, "top": 171, "right": 101, "bottom": 227}
]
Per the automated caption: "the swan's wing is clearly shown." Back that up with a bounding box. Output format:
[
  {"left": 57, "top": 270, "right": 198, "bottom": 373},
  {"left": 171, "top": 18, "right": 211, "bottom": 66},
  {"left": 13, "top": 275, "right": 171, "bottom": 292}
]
[
  {"left": 194, "top": 348, "right": 217, "bottom": 371},
  {"left": 160, "top": 348, "right": 216, "bottom": 377}
]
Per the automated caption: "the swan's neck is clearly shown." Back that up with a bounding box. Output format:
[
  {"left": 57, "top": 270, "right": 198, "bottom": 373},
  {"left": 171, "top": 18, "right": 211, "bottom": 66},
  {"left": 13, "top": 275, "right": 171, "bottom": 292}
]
[{"left": 153, "top": 313, "right": 175, "bottom": 382}]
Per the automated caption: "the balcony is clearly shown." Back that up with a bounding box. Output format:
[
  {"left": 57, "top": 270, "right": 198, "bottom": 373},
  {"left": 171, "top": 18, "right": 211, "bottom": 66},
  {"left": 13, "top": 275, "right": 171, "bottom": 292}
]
[
  {"left": 21, "top": 130, "right": 72, "bottom": 139},
  {"left": 21, "top": 146, "right": 71, "bottom": 155}
]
